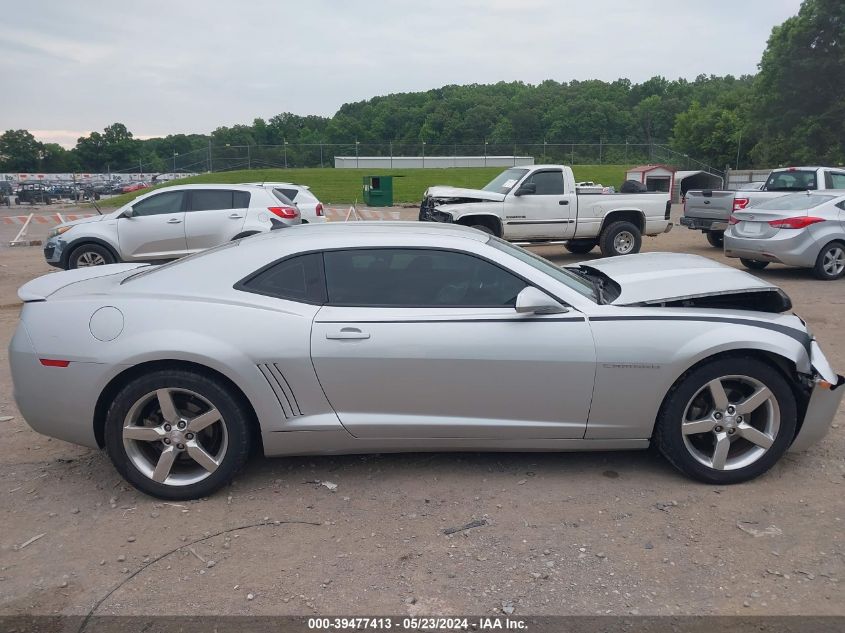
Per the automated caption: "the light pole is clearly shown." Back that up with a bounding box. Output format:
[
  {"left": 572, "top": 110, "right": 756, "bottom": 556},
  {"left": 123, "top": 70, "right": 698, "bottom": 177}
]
[
  {"left": 543, "top": 138, "right": 547, "bottom": 163},
  {"left": 422, "top": 141, "right": 426, "bottom": 169},
  {"left": 284, "top": 139, "right": 289, "bottom": 169},
  {"left": 355, "top": 140, "right": 359, "bottom": 168},
  {"left": 172, "top": 151, "right": 178, "bottom": 172},
  {"left": 484, "top": 141, "right": 488, "bottom": 167}
]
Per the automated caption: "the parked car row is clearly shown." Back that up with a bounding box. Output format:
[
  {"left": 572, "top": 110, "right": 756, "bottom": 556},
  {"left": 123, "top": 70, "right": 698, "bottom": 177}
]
[{"left": 682, "top": 166, "right": 845, "bottom": 280}]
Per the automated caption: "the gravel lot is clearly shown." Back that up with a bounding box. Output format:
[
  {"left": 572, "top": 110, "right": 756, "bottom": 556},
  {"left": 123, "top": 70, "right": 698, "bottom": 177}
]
[{"left": 0, "top": 205, "right": 843, "bottom": 617}]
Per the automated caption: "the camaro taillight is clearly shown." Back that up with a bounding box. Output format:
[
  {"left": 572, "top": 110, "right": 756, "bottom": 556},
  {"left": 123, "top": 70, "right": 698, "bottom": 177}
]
[
  {"left": 768, "top": 216, "right": 825, "bottom": 229},
  {"left": 733, "top": 197, "right": 750, "bottom": 211},
  {"left": 268, "top": 206, "right": 299, "bottom": 219},
  {"left": 315, "top": 203, "right": 324, "bottom": 217}
]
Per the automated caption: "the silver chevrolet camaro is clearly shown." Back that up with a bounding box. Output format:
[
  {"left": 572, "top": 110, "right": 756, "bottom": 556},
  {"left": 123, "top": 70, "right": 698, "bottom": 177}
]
[{"left": 9, "top": 223, "right": 844, "bottom": 499}]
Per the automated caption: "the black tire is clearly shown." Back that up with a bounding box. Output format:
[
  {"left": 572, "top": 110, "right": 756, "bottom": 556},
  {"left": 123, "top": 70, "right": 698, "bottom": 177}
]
[
  {"left": 470, "top": 223, "right": 495, "bottom": 236},
  {"left": 812, "top": 241, "right": 845, "bottom": 280},
  {"left": 706, "top": 231, "right": 724, "bottom": 248},
  {"left": 740, "top": 258, "right": 769, "bottom": 271},
  {"left": 564, "top": 241, "right": 597, "bottom": 255},
  {"left": 104, "top": 368, "right": 252, "bottom": 500},
  {"left": 654, "top": 356, "right": 797, "bottom": 485},
  {"left": 599, "top": 220, "right": 642, "bottom": 257},
  {"left": 67, "top": 243, "right": 116, "bottom": 269}
]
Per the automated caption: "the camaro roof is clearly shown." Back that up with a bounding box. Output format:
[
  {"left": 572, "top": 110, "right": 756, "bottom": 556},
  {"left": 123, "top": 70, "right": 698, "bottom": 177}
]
[{"left": 256, "top": 221, "right": 490, "bottom": 242}]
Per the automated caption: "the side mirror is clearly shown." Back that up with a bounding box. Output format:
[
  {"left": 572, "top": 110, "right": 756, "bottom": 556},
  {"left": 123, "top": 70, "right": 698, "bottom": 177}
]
[
  {"left": 515, "top": 287, "right": 568, "bottom": 315},
  {"left": 121, "top": 207, "right": 134, "bottom": 218},
  {"left": 514, "top": 182, "right": 536, "bottom": 197}
]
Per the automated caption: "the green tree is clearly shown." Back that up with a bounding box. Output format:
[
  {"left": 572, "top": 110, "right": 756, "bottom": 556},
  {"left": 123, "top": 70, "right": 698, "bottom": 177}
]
[
  {"left": 750, "top": 0, "right": 845, "bottom": 164},
  {"left": 0, "top": 129, "right": 43, "bottom": 171}
]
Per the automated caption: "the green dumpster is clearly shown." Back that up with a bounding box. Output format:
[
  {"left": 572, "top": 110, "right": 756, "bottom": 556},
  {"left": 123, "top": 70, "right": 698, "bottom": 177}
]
[{"left": 362, "top": 175, "right": 393, "bottom": 207}]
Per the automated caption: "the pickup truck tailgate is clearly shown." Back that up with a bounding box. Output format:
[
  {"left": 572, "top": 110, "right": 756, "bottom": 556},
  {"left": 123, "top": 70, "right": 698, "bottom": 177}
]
[{"left": 684, "top": 190, "right": 735, "bottom": 221}]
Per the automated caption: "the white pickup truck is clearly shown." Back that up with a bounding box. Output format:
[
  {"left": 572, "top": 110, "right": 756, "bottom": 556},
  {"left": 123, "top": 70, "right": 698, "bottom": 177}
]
[
  {"left": 682, "top": 166, "right": 845, "bottom": 247},
  {"left": 419, "top": 165, "right": 672, "bottom": 256}
]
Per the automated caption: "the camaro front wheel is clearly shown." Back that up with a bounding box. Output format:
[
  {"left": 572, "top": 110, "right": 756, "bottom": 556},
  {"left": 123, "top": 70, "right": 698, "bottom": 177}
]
[
  {"left": 104, "top": 369, "right": 252, "bottom": 499},
  {"left": 655, "top": 357, "right": 797, "bottom": 484}
]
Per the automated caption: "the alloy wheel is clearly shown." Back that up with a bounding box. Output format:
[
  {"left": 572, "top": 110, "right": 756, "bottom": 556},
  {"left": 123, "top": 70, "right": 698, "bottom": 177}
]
[
  {"left": 122, "top": 388, "right": 228, "bottom": 486},
  {"left": 77, "top": 251, "right": 106, "bottom": 266},
  {"left": 681, "top": 375, "right": 780, "bottom": 471},
  {"left": 822, "top": 246, "right": 845, "bottom": 277}
]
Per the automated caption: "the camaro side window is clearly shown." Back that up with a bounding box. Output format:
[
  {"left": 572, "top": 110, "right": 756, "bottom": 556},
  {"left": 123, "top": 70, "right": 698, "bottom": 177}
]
[
  {"left": 239, "top": 253, "right": 326, "bottom": 303},
  {"left": 131, "top": 191, "right": 185, "bottom": 216},
  {"left": 323, "top": 248, "right": 527, "bottom": 307}
]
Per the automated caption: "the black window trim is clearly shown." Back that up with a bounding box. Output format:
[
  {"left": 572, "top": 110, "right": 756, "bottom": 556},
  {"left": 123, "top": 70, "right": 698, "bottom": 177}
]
[
  {"left": 233, "top": 245, "right": 576, "bottom": 309},
  {"left": 233, "top": 251, "right": 327, "bottom": 305}
]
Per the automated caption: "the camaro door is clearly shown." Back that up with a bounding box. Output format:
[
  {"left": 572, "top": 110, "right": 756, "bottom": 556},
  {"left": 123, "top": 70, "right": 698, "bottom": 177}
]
[
  {"left": 117, "top": 189, "right": 187, "bottom": 260},
  {"left": 310, "top": 247, "right": 596, "bottom": 439}
]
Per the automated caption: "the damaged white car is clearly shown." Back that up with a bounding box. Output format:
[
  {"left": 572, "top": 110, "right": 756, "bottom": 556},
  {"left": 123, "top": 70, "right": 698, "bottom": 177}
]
[
  {"left": 10, "top": 223, "right": 843, "bottom": 498},
  {"left": 420, "top": 165, "right": 673, "bottom": 256}
]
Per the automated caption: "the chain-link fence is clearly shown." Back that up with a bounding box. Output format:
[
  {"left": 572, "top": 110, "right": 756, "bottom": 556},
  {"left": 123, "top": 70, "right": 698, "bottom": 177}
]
[{"left": 112, "top": 141, "right": 724, "bottom": 179}]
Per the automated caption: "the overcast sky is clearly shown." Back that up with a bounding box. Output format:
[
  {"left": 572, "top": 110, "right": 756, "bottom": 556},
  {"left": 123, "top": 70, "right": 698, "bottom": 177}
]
[{"left": 2, "top": 0, "right": 802, "bottom": 147}]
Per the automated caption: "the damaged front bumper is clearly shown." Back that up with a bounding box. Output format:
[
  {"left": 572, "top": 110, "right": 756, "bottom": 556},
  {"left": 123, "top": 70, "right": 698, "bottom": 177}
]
[
  {"left": 418, "top": 197, "right": 453, "bottom": 223},
  {"left": 790, "top": 340, "right": 845, "bottom": 452}
]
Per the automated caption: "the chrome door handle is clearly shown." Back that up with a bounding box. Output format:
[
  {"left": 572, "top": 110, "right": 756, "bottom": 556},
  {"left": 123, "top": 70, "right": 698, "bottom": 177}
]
[
  {"left": 166, "top": 218, "right": 182, "bottom": 224},
  {"left": 326, "top": 328, "right": 370, "bottom": 340},
  {"left": 229, "top": 213, "right": 244, "bottom": 219}
]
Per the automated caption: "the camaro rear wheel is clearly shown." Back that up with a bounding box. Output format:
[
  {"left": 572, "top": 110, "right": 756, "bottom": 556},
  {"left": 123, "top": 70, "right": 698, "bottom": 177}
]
[
  {"left": 68, "top": 244, "right": 115, "bottom": 269},
  {"left": 655, "top": 357, "right": 797, "bottom": 484},
  {"left": 812, "top": 241, "right": 845, "bottom": 280},
  {"left": 104, "top": 369, "right": 251, "bottom": 499}
]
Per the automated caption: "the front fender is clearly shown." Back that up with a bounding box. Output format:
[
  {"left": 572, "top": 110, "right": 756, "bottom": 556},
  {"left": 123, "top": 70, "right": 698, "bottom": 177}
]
[{"left": 437, "top": 201, "right": 503, "bottom": 222}]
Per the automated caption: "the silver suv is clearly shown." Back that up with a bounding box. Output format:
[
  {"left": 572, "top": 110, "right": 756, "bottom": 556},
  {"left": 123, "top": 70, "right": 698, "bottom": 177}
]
[{"left": 44, "top": 184, "right": 301, "bottom": 269}]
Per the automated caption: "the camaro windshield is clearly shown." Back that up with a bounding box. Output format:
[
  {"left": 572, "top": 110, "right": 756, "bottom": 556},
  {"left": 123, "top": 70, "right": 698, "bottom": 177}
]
[
  {"left": 487, "top": 236, "right": 598, "bottom": 302},
  {"left": 482, "top": 169, "right": 529, "bottom": 194}
]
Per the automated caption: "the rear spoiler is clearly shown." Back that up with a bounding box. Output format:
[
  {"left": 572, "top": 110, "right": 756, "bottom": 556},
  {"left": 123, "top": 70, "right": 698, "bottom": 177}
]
[{"left": 18, "top": 263, "right": 147, "bottom": 302}]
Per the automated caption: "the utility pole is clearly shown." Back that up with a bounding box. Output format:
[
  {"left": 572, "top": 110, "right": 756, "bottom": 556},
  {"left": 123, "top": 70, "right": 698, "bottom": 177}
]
[
  {"left": 735, "top": 131, "right": 742, "bottom": 170},
  {"left": 247, "top": 144, "right": 251, "bottom": 170},
  {"left": 284, "top": 139, "right": 289, "bottom": 169},
  {"left": 422, "top": 141, "right": 426, "bottom": 168},
  {"left": 208, "top": 140, "right": 213, "bottom": 173},
  {"left": 355, "top": 140, "right": 359, "bottom": 168}
]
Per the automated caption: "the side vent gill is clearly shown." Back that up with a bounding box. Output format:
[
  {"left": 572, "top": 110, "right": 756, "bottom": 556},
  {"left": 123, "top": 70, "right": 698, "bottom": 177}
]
[{"left": 257, "top": 364, "right": 303, "bottom": 418}]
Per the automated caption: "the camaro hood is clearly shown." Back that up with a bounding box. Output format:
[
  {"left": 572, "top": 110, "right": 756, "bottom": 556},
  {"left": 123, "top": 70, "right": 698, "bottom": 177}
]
[
  {"left": 574, "top": 252, "right": 790, "bottom": 309},
  {"left": 425, "top": 186, "right": 505, "bottom": 203}
]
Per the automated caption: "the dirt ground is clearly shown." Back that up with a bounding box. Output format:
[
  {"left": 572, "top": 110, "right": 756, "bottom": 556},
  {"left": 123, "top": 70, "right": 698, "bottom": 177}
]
[{"left": 0, "top": 204, "right": 843, "bottom": 618}]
